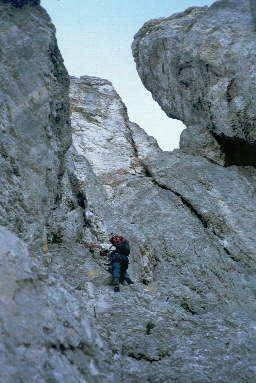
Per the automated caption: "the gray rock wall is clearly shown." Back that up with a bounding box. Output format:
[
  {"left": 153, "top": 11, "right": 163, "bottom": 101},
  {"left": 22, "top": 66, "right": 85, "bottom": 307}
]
[
  {"left": 1, "top": 0, "right": 256, "bottom": 382},
  {"left": 68, "top": 75, "right": 256, "bottom": 382},
  {"left": 0, "top": 0, "right": 70, "bottom": 247},
  {"left": 0, "top": 3, "right": 113, "bottom": 382}
]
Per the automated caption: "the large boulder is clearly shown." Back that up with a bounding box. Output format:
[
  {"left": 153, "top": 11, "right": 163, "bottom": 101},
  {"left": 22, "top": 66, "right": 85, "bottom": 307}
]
[{"left": 132, "top": 0, "right": 256, "bottom": 165}]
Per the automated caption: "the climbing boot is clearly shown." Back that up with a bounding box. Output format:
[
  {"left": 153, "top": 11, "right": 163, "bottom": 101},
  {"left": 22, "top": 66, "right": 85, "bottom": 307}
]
[
  {"left": 125, "top": 277, "right": 134, "bottom": 285},
  {"left": 112, "top": 278, "right": 120, "bottom": 292}
]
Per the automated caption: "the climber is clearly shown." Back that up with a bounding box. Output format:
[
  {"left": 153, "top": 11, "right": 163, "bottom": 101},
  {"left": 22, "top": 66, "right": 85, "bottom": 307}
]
[{"left": 86, "top": 234, "right": 134, "bottom": 292}]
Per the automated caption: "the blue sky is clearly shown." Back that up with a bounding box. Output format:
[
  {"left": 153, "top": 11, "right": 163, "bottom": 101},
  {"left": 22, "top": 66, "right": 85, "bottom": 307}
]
[{"left": 41, "top": 0, "right": 213, "bottom": 150}]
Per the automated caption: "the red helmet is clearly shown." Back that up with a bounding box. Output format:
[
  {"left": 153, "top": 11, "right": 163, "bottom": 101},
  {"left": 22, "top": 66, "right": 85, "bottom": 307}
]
[{"left": 109, "top": 234, "right": 125, "bottom": 246}]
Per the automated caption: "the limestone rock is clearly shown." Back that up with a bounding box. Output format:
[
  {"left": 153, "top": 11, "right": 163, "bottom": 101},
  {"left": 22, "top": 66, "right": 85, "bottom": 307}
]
[
  {"left": 0, "top": 3, "right": 113, "bottom": 382},
  {"left": 68, "top": 75, "right": 256, "bottom": 382},
  {"left": 132, "top": 0, "right": 256, "bottom": 164},
  {"left": 143, "top": 149, "right": 256, "bottom": 266},
  {"left": 0, "top": 1, "right": 70, "bottom": 247},
  {"left": 67, "top": 73, "right": 256, "bottom": 382},
  {"left": 70, "top": 75, "right": 161, "bottom": 191},
  {"left": 2, "top": 0, "right": 256, "bottom": 382},
  {"left": 0, "top": 226, "right": 115, "bottom": 383}
]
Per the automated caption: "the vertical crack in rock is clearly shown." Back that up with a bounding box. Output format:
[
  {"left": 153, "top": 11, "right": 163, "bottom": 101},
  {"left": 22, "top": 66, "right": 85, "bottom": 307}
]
[
  {"left": 125, "top": 120, "right": 162, "bottom": 177},
  {"left": 68, "top": 171, "right": 89, "bottom": 227},
  {"left": 125, "top": 122, "right": 146, "bottom": 176},
  {"left": 142, "top": 164, "right": 208, "bottom": 229},
  {"left": 126, "top": 124, "right": 139, "bottom": 160}
]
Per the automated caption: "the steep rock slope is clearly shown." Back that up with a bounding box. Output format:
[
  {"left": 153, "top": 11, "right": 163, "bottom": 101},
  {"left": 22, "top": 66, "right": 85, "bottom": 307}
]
[
  {"left": 1, "top": 0, "right": 256, "bottom": 382},
  {"left": 67, "top": 76, "right": 256, "bottom": 382}
]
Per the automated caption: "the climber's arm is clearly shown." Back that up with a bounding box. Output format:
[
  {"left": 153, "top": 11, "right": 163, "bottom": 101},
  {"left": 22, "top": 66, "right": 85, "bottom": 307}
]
[{"left": 84, "top": 243, "right": 101, "bottom": 249}]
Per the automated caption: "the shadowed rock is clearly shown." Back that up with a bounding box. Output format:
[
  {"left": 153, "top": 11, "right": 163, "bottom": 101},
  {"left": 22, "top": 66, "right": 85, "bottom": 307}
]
[
  {"left": 3, "top": 0, "right": 40, "bottom": 7},
  {"left": 251, "top": 0, "right": 256, "bottom": 29}
]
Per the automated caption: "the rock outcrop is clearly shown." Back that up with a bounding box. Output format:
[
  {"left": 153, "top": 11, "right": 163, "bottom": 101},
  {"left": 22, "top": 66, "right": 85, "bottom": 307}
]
[
  {"left": 132, "top": 0, "right": 256, "bottom": 166},
  {"left": 1, "top": 0, "right": 256, "bottom": 382}
]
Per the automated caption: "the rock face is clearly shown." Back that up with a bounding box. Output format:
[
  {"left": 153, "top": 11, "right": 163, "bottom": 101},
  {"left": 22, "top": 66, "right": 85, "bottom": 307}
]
[
  {"left": 68, "top": 76, "right": 256, "bottom": 382},
  {"left": 0, "top": 3, "right": 113, "bottom": 382},
  {"left": 70, "top": 75, "right": 161, "bottom": 195},
  {"left": 132, "top": 0, "right": 256, "bottom": 165},
  {"left": 1, "top": 0, "right": 256, "bottom": 382},
  {"left": 0, "top": 0, "right": 70, "bottom": 246}
]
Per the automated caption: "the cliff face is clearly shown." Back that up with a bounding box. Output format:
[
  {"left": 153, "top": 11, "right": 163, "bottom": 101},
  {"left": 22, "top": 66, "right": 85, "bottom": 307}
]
[
  {"left": 132, "top": 0, "right": 256, "bottom": 265},
  {"left": 0, "top": 0, "right": 70, "bottom": 246},
  {"left": 68, "top": 75, "right": 256, "bottom": 382},
  {"left": 0, "top": 3, "right": 113, "bottom": 382},
  {"left": 1, "top": 0, "right": 256, "bottom": 382}
]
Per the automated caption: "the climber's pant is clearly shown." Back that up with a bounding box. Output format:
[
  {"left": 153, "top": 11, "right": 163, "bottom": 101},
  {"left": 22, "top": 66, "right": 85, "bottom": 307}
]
[{"left": 110, "top": 253, "right": 129, "bottom": 281}]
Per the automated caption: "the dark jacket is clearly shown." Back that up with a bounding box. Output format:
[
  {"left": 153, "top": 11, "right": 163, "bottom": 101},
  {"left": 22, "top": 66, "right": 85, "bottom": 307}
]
[
  {"left": 115, "top": 240, "right": 130, "bottom": 256},
  {"left": 108, "top": 241, "right": 130, "bottom": 280}
]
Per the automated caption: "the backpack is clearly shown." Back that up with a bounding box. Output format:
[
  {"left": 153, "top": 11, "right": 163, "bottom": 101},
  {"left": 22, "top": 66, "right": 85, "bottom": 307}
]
[{"left": 116, "top": 240, "right": 130, "bottom": 256}]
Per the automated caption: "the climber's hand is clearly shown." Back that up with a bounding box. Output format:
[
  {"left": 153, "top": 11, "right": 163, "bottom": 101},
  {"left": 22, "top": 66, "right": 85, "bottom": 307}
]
[{"left": 100, "top": 250, "right": 109, "bottom": 257}]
